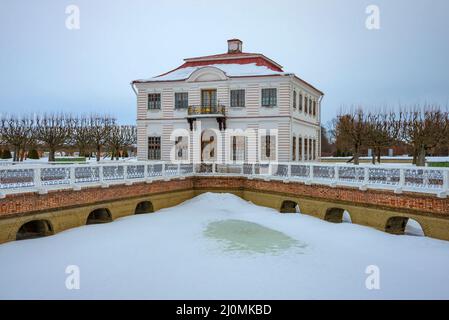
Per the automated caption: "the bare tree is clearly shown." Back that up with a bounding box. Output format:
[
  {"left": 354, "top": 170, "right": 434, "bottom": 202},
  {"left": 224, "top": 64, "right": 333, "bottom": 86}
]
[
  {"left": 320, "top": 125, "right": 335, "bottom": 157},
  {"left": 35, "top": 114, "right": 73, "bottom": 162},
  {"left": 107, "top": 125, "right": 137, "bottom": 160},
  {"left": 89, "top": 115, "right": 116, "bottom": 161},
  {"left": 335, "top": 109, "right": 367, "bottom": 165},
  {"left": 400, "top": 106, "right": 448, "bottom": 166},
  {"left": 0, "top": 115, "right": 36, "bottom": 162},
  {"left": 365, "top": 111, "right": 401, "bottom": 164},
  {"left": 71, "top": 116, "right": 94, "bottom": 157}
]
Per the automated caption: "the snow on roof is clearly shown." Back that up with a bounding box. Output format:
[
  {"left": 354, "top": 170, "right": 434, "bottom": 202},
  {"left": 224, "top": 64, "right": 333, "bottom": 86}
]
[{"left": 135, "top": 63, "right": 289, "bottom": 82}]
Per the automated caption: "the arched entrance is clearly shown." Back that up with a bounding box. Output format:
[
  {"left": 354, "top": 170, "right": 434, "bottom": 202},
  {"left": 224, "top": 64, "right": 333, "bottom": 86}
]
[
  {"left": 86, "top": 208, "right": 112, "bottom": 225},
  {"left": 201, "top": 129, "right": 217, "bottom": 162},
  {"left": 324, "top": 208, "right": 352, "bottom": 223},
  {"left": 386, "top": 216, "right": 425, "bottom": 236},
  {"left": 16, "top": 220, "right": 53, "bottom": 240},
  {"left": 135, "top": 201, "right": 154, "bottom": 214},
  {"left": 280, "top": 200, "right": 300, "bottom": 213}
]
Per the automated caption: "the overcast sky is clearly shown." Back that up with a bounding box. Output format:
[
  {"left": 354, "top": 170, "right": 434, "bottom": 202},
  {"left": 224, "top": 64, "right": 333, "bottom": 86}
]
[{"left": 1, "top": 0, "right": 448, "bottom": 124}]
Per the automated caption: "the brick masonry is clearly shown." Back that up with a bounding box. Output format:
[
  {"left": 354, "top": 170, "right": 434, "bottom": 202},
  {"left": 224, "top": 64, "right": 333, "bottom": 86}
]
[
  {"left": 0, "top": 179, "right": 193, "bottom": 218},
  {"left": 1, "top": 176, "right": 448, "bottom": 219}
]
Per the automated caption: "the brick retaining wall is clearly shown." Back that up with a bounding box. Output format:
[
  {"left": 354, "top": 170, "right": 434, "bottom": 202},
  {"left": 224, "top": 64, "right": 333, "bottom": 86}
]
[{"left": 1, "top": 176, "right": 448, "bottom": 219}]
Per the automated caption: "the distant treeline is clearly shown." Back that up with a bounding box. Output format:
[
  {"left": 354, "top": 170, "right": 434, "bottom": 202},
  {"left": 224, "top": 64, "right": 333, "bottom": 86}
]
[
  {"left": 0, "top": 114, "right": 136, "bottom": 162},
  {"left": 327, "top": 105, "right": 449, "bottom": 166}
]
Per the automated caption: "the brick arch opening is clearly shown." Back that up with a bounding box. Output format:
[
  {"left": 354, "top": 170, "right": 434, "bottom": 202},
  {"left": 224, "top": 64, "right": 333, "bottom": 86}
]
[
  {"left": 135, "top": 201, "right": 154, "bottom": 214},
  {"left": 385, "top": 216, "right": 425, "bottom": 236},
  {"left": 324, "top": 208, "right": 352, "bottom": 223},
  {"left": 86, "top": 208, "right": 112, "bottom": 225},
  {"left": 16, "top": 220, "right": 53, "bottom": 240},
  {"left": 280, "top": 200, "right": 300, "bottom": 213}
]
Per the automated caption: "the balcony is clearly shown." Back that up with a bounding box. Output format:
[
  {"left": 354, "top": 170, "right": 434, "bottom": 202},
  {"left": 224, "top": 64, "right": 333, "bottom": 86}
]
[
  {"left": 186, "top": 105, "right": 227, "bottom": 131},
  {"left": 187, "top": 105, "right": 226, "bottom": 117}
]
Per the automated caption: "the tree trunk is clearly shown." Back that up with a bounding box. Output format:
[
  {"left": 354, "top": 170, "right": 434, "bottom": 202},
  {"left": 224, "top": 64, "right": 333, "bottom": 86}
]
[
  {"left": 13, "top": 147, "right": 19, "bottom": 162},
  {"left": 377, "top": 149, "right": 382, "bottom": 164},
  {"left": 96, "top": 145, "right": 101, "bottom": 162},
  {"left": 353, "top": 147, "right": 360, "bottom": 165},
  {"left": 371, "top": 152, "right": 375, "bottom": 165},
  {"left": 416, "top": 145, "right": 426, "bottom": 167},
  {"left": 48, "top": 148, "right": 56, "bottom": 162}
]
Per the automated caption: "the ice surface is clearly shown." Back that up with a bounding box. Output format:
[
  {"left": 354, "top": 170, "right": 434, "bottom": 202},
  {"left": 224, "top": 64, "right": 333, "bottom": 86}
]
[
  {"left": 0, "top": 192, "right": 448, "bottom": 299},
  {"left": 203, "top": 219, "right": 305, "bottom": 254}
]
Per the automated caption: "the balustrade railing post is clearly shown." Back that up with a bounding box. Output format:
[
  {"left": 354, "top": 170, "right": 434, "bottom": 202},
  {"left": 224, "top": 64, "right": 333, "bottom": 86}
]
[
  {"left": 363, "top": 167, "right": 369, "bottom": 185},
  {"left": 177, "top": 163, "right": 181, "bottom": 176},
  {"left": 309, "top": 164, "right": 314, "bottom": 180},
  {"left": 212, "top": 163, "right": 216, "bottom": 174},
  {"left": 423, "top": 169, "right": 429, "bottom": 187},
  {"left": 99, "top": 165, "right": 104, "bottom": 184},
  {"left": 70, "top": 166, "right": 76, "bottom": 185},
  {"left": 334, "top": 166, "right": 339, "bottom": 182},
  {"left": 287, "top": 164, "right": 291, "bottom": 179},
  {"left": 443, "top": 170, "right": 449, "bottom": 194},
  {"left": 162, "top": 163, "right": 166, "bottom": 177},
  {"left": 251, "top": 163, "right": 255, "bottom": 176},
  {"left": 124, "top": 165, "right": 128, "bottom": 181},
  {"left": 144, "top": 163, "right": 148, "bottom": 179},
  {"left": 399, "top": 168, "right": 405, "bottom": 188},
  {"left": 34, "top": 167, "right": 42, "bottom": 189}
]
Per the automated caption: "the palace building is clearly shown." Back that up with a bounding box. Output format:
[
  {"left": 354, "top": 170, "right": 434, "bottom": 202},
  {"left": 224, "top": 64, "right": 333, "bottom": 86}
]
[{"left": 131, "top": 39, "right": 323, "bottom": 163}]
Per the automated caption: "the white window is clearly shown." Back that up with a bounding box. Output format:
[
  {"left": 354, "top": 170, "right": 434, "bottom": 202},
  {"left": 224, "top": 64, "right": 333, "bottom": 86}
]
[
  {"left": 230, "top": 89, "right": 245, "bottom": 108},
  {"left": 260, "top": 135, "right": 277, "bottom": 161},
  {"left": 147, "top": 94, "right": 161, "bottom": 110},
  {"left": 261, "top": 88, "right": 277, "bottom": 107},
  {"left": 175, "top": 136, "right": 188, "bottom": 160},
  {"left": 230, "top": 136, "right": 246, "bottom": 161},
  {"left": 175, "top": 92, "right": 188, "bottom": 109}
]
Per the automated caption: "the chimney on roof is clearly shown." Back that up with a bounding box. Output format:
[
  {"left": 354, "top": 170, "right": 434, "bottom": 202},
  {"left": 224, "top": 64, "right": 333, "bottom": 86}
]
[{"left": 227, "top": 39, "right": 242, "bottom": 53}]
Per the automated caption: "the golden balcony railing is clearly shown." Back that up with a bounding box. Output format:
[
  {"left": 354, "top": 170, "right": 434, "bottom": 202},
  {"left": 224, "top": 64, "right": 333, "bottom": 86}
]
[{"left": 187, "top": 105, "right": 226, "bottom": 117}]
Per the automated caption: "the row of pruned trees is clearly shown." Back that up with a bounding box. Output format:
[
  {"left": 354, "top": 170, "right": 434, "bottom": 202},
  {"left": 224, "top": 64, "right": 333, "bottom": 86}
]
[
  {"left": 0, "top": 114, "right": 137, "bottom": 162},
  {"left": 332, "top": 106, "right": 449, "bottom": 166}
]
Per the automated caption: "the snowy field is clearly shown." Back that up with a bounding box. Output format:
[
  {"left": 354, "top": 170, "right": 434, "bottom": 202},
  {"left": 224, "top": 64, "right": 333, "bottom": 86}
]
[{"left": 0, "top": 193, "right": 449, "bottom": 299}]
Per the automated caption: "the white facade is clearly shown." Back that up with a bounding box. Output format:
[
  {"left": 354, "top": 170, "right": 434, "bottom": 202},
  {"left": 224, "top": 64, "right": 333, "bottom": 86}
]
[{"left": 132, "top": 40, "right": 323, "bottom": 163}]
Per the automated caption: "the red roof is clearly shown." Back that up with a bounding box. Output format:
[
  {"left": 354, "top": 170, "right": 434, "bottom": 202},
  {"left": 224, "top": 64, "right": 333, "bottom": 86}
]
[
  {"left": 151, "top": 52, "right": 284, "bottom": 79},
  {"left": 132, "top": 45, "right": 323, "bottom": 96},
  {"left": 183, "top": 52, "right": 284, "bottom": 71}
]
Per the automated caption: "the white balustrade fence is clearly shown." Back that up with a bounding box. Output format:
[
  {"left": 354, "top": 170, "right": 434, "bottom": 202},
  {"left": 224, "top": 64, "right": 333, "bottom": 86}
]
[{"left": 0, "top": 162, "right": 448, "bottom": 198}]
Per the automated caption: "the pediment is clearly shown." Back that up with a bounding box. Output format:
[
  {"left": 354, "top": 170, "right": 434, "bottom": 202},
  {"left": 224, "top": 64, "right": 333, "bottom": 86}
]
[{"left": 187, "top": 66, "right": 228, "bottom": 82}]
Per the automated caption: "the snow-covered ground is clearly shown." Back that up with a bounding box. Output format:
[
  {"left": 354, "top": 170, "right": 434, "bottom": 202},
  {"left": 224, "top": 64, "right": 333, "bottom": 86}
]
[{"left": 0, "top": 193, "right": 448, "bottom": 300}]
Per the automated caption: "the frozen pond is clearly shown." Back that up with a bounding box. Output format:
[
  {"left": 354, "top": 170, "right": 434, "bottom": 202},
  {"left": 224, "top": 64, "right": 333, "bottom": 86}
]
[
  {"left": 204, "top": 219, "right": 306, "bottom": 254},
  {"left": 0, "top": 192, "right": 449, "bottom": 299}
]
